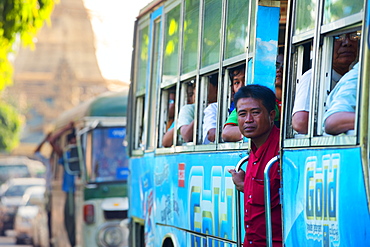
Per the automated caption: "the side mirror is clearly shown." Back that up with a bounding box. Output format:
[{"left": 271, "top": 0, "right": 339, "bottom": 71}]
[{"left": 63, "top": 144, "right": 81, "bottom": 175}]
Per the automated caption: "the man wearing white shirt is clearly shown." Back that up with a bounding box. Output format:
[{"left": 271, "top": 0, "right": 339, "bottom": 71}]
[{"left": 292, "top": 30, "right": 360, "bottom": 134}]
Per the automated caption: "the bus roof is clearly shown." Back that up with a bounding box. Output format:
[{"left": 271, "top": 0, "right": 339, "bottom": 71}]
[
  {"left": 137, "top": 0, "right": 164, "bottom": 19},
  {"left": 54, "top": 89, "right": 128, "bottom": 130}
]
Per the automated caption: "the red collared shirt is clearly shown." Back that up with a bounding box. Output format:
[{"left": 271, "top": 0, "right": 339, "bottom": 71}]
[{"left": 243, "top": 125, "right": 282, "bottom": 247}]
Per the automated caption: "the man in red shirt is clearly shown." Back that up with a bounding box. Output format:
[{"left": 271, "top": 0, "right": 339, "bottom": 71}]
[{"left": 229, "top": 84, "right": 282, "bottom": 246}]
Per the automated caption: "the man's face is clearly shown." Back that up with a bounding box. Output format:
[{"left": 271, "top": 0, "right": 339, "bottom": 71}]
[
  {"left": 275, "top": 54, "right": 284, "bottom": 88},
  {"left": 187, "top": 85, "right": 195, "bottom": 104},
  {"left": 237, "top": 97, "right": 275, "bottom": 142},
  {"left": 333, "top": 31, "right": 359, "bottom": 72},
  {"left": 232, "top": 70, "right": 245, "bottom": 93},
  {"left": 207, "top": 83, "right": 218, "bottom": 103},
  {"left": 69, "top": 137, "right": 76, "bottom": 145}
]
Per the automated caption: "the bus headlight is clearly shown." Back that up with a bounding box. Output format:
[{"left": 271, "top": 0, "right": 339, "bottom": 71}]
[{"left": 96, "top": 222, "right": 125, "bottom": 247}]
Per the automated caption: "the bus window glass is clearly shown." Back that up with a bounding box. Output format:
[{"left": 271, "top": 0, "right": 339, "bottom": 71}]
[
  {"left": 177, "top": 80, "right": 196, "bottom": 145},
  {"left": 182, "top": 0, "right": 199, "bottom": 74},
  {"left": 319, "top": 30, "right": 361, "bottom": 136},
  {"left": 225, "top": 0, "right": 249, "bottom": 59},
  {"left": 201, "top": 0, "right": 222, "bottom": 68},
  {"left": 151, "top": 20, "right": 161, "bottom": 88},
  {"left": 135, "top": 97, "right": 145, "bottom": 149},
  {"left": 146, "top": 17, "right": 162, "bottom": 150},
  {"left": 160, "top": 86, "right": 176, "bottom": 148},
  {"left": 221, "top": 64, "right": 246, "bottom": 143},
  {"left": 323, "top": 0, "right": 363, "bottom": 24},
  {"left": 290, "top": 41, "right": 313, "bottom": 137},
  {"left": 91, "top": 128, "right": 128, "bottom": 183},
  {"left": 162, "top": 5, "right": 180, "bottom": 84},
  {"left": 200, "top": 73, "right": 218, "bottom": 144},
  {"left": 137, "top": 25, "right": 149, "bottom": 96},
  {"left": 294, "top": 0, "right": 316, "bottom": 35}
]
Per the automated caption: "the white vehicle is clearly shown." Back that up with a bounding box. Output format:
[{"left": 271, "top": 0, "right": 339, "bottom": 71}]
[
  {"left": 0, "top": 178, "right": 46, "bottom": 235},
  {"left": 14, "top": 185, "right": 49, "bottom": 246},
  {"left": 0, "top": 156, "right": 46, "bottom": 185}
]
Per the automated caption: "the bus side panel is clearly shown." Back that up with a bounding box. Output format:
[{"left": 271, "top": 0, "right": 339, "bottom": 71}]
[
  {"left": 282, "top": 148, "right": 370, "bottom": 246},
  {"left": 129, "top": 153, "right": 159, "bottom": 245},
  {"left": 128, "top": 155, "right": 154, "bottom": 220},
  {"left": 129, "top": 151, "right": 246, "bottom": 246}
]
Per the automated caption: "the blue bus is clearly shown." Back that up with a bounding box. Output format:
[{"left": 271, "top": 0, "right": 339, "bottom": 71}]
[{"left": 127, "top": 0, "right": 370, "bottom": 246}]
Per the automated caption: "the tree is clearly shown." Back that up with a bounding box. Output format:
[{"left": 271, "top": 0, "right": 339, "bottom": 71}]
[
  {"left": 0, "top": 0, "right": 56, "bottom": 90},
  {"left": 0, "top": 102, "right": 22, "bottom": 151},
  {"left": 0, "top": 0, "right": 56, "bottom": 151}
]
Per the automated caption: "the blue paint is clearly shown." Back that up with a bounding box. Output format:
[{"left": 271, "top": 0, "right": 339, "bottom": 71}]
[{"left": 282, "top": 148, "right": 370, "bottom": 246}]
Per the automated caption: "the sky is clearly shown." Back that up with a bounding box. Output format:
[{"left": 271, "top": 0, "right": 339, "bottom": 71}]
[{"left": 82, "top": 0, "right": 152, "bottom": 83}]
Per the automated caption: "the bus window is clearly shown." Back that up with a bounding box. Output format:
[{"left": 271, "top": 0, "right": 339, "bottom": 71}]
[
  {"left": 159, "top": 2, "right": 180, "bottom": 149},
  {"left": 162, "top": 4, "right": 180, "bottom": 85},
  {"left": 221, "top": 64, "right": 246, "bottom": 143},
  {"left": 284, "top": 0, "right": 364, "bottom": 146},
  {"left": 91, "top": 128, "right": 128, "bottom": 183},
  {"left": 134, "top": 97, "right": 145, "bottom": 150},
  {"left": 201, "top": 0, "right": 222, "bottom": 68},
  {"left": 224, "top": 0, "right": 249, "bottom": 59},
  {"left": 290, "top": 30, "right": 360, "bottom": 138},
  {"left": 294, "top": 0, "right": 316, "bottom": 36},
  {"left": 159, "top": 86, "right": 176, "bottom": 148},
  {"left": 133, "top": 23, "right": 149, "bottom": 150},
  {"left": 323, "top": 0, "right": 363, "bottom": 24},
  {"left": 177, "top": 80, "right": 196, "bottom": 145},
  {"left": 199, "top": 73, "right": 218, "bottom": 145},
  {"left": 317, "top": 29, "right": 361, "bottom": 136},
  {"left": 181, "top": 0, "right": 199, "bottom": 74},
  {"left": 290, "top": 41, "right": 313, "bottom": 137}
]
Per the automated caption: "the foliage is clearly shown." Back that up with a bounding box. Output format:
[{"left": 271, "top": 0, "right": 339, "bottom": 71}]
[
  {"left": 0, "top": 0, "right": 56, "bottom": 90},
  {"left": 0, "top": 102, "right": 22, "bottom": 151},
  {"left": 0, "top": 0, "right": 56, "bottom": 151}
]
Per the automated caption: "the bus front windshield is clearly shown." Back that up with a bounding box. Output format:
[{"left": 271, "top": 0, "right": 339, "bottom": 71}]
[{"left": 90, "top": 128, "right": 128, "bottom": 183}]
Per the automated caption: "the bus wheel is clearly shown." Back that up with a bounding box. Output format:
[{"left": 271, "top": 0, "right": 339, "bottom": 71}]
[{"left": 163, "top": 238, "right": 174, "bottom": 247}]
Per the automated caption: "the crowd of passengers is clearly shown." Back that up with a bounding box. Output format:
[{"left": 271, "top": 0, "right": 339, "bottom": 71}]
[{"left": 162, "top": 29, "right": 360, "bottom": 147}]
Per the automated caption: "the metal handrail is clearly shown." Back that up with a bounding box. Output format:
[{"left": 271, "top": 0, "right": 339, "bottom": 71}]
[
  {"left": 234, "top": 155, "right": 249, "bottom": 247},
  {"left": 264, "top": 155, "right": 280, "bottom": 247}
]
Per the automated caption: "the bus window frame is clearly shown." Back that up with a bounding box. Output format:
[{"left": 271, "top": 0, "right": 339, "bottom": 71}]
[
  {"left": 132, "top": 16, "right": 150, "bottom": 155},
  {"left": 283, "top": 1, "right": 364, "bottom": 148},
  {"left": 132, "top": 0, "right": 263, "bottom": 155},
  {"left": 157, "top": 85, "right": 177, "bottom": 149},
  {"left": 195, "top": 72, "right": 219, "bottom": 147}
]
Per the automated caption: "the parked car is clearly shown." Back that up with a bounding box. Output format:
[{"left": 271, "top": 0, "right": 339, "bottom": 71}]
[
  {"left": 0, "top": 177, "right": 46, "bottom": 235},
  {"left": 0, "top": 156, "right": 46, "bottom": 185},
  {"left": 14, "top": 185, "right": 49, "bottom": 246}
]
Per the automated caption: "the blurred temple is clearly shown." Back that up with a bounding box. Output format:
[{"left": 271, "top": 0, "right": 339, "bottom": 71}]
[{"left": 3, "top": 0, "right": 128, "bottom": 155}]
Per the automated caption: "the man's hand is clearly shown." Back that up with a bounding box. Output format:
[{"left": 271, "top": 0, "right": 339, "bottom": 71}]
[{"left": 228, "top": 168, "right": 245, "bottom": 192}]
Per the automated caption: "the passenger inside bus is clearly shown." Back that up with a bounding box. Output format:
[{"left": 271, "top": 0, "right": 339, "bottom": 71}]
[
  {"left": 177, "top": 81, "right": 196, "bottom": 143},
  {"left": 166, "top": 89, "right": 175, "bottom": 130},
  {"left": 162, "top": 122, "right": 175, "bottom": 147},
  {"left": 323, "top": 62, "right": 359, "bottom": 135},
  {"left": 222, "top": 54, "right": 283, "bottom": 142},
  {"left": 202, "top": 74, "right": 218, "bottom": 144},
  {"left": 221, "top": 64, "right": 246, "bottom": 142},
  {"left": 162, "top": 88, "right": 176, "bottom": 147},
  {"left": 162, "top": 81, "right": 195, "bottom": 147},
  {"left": 292, "top": 30, "right": 360, "bottom": 134}
]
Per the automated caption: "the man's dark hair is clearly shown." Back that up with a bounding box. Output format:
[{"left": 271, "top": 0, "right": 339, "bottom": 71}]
[
  {"left": 67, "top": 130, "right": 76, "bottom": 143},
  {"left": 209, "top": 73, "right": 218, "bottom": 86},
  {"left": 229, "top": 64, "right": 245, "bottom": 81},
  {"left": 234, "top": 84, "right": 276, "bottom": 113}
]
